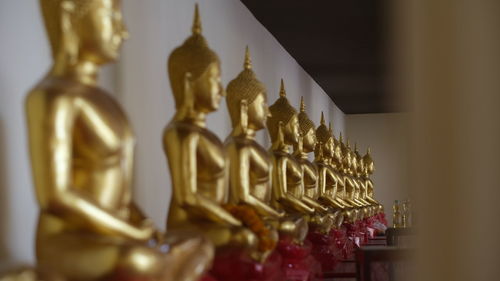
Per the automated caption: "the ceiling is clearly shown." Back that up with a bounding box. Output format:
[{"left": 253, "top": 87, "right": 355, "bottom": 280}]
[{"left": 241, "top": 0, "right": 394, "bottom": 114}]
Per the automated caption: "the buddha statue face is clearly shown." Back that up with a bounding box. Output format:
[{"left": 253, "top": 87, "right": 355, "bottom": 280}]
[
  {"left": 357, "top": 156, "right": 365, "bottom": 176},
  {"left": 191, "top": 62, "right": 224, "bottom": 113},
  {"left": 297, "top": 97, "right": 316, "bottom": 152},
  {"left": 351, "top": 153, "right": 358, "bottom": 176},
  {"left": 247, "top": 93, "right": 269, "bottom": 130},
  {"left": 343, "top": 149, "right": 352, "bottom": 173},
  {"left": 284, "top": 114, "right": 300, "bottom": 145},
  {"left": 302, "top": 128, "right": 317, "bottom": 152},
  {"left": 315, "top": 113, "right": 334, "bottom": 160},
  {"left": 334, "top": 143, "right": 342, "bottom": 165},
  {"left": 41, "top": 0, "right": 128, "bottom": 64},
  {"left": 323, "top": 137, "right": 334, "bottom": 159},
  {"left": 363, "top": 149, "right": 375, "bottom": 175}
]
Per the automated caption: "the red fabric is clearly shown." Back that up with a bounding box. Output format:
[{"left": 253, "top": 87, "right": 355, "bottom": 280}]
[
  {"left": 210, "top": 249, "right": 284, "bottom": 281},
  {"left": 277, "top": 238, "right": 321, "bottom": 281},
  {"left": 306, "top": 229, "right": 339, "bottom": 272}
]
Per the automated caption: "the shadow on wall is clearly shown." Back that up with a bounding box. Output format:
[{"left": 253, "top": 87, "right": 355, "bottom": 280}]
[{"left": 0, "top": 119, "right": 10, "bottom": 261}]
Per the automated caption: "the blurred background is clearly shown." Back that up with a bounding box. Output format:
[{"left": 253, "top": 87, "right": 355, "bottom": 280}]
[{"left": 1, "top": 0, "right": 499, "bottom": 280}]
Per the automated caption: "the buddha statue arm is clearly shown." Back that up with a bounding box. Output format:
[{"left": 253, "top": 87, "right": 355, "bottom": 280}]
[
  {"left": 26, "top": 98, "right": 153, "bottom": 241},
  {"left": 171, "top": 133, "right": 242, "bottom": 226},
  {"left": 230, "top": 149, "right": 282, "bottom": 218},
  {"left": 274, "top": 158, "right": 314, "bottom": 214},
  {"left": 302, "top": 196, "right": 328, "bottom": 212},
  {"left": 317, "top": 167, "right": 344, "bottom": 209}
]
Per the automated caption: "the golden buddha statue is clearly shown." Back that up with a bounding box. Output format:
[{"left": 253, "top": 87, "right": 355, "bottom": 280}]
[
  {"left": 330, "top": 130, "right": 351, "bottom": 210},
  {"left": 26, "top": 1, "right": 213, "bottom": 280},
  {"left": 267, "top": 80, "right": 314, "bottom": 217},
  {"left": 223, "top": 47, "right": 282, "bottom": 258},
  {"left": 163, "top": 6, "right": 257, "bottom": 251},
  {"left": 313, "top": 114, "right": 344, "bottom": 210},
  {"left": 225, "top": 47, "right": 281, "bottom": 220},
  {"left": 294, "top": 99, "right": 335, "bottom": 232},
  {"left": 363, "top": 148, "right": 383, "bottom": 213},
  {"left": 340, "top": 139, "right": 362, "bottom": 209},
  {"left": 294, "top": 98, "right": 328, "bottom": 213},
  {"left": 353, "top": 144, "right": 372, "bottom": 218}
]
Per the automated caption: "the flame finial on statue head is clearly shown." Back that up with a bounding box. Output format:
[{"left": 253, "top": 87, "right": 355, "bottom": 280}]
[
  {"left": 244, "top": 45, "right": 252, "bottom": 70},
  {"left": 279, "top": 79, "right": 286, "bottom": 97},
  {"left": 192, "top": 3, "right": 202, "bottom": 35}
]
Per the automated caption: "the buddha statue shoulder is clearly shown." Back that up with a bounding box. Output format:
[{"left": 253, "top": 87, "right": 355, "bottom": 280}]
[
  {"left": 266, "top": 80, "right": 314, "bottom": 215},
  {"left": 25, "top": 1, "right": 212, "bottom": 280},
  {"left": 163, "top": 6, "right": 256, "bottom": 250}
]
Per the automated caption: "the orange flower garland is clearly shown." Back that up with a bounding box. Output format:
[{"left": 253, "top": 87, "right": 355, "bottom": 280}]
[{"left": 223, "top": 204, "right": 276, "bottom": 252}]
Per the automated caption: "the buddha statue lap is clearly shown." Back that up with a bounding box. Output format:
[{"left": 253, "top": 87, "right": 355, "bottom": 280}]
[
  {"left": 163, "top": 5, "right": 258, "bottom": 264},
  {"left": 26, "top": 1, "right": 213, "bottom": 281}
]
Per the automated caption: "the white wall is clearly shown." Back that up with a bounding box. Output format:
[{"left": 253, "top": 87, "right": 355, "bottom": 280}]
[
  {"left": 118, "top": 0, "right": 346, "bottom": 227},
  {"left": 0, "top": 0, "right": 345, "bottom": 263},
  {"left": 346, "top": 113, "right": 410, "bottom": 215}
]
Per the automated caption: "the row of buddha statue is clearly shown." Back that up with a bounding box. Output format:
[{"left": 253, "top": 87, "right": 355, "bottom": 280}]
[{"left": 12, "top": 1, "right": 385, "bottom": 281}]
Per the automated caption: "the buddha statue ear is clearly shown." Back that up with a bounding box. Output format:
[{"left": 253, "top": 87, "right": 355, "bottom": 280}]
[
  {"left": 272, "top": 121, "right": 286, "bottom": 149},
  {"left": 315, "top": 141, "right": 324, "bottom": 160},
  {"left": 240, "top": 99, "right": 248, "bottom": 134},
  {"left": 180, "top": 72, "right": 196, "bottom": 118},
  {"left": 59, "top": 1, "right": 79, "bottom": 64}
]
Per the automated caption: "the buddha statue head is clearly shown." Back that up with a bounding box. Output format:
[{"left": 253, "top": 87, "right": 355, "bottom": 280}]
[
  {"left": 346, "top": 140, "right": 356, "bottom": 175},
  {"left": 363, "top": 147, "right": 374, "bottom": 176},
  {"left": 297, "top": 97, "right": 317, "bottom": 153},
  {"left": 168, "top": 4, "right": 224, "bottom": 113},
  {"left": 267, "top": 79, "right": 299, "bottom": 146},
  {"left": 314, "top": 112, "right": 334, "bottom": 160},
  {"left": 354, "top": 143, "right": 365, "bottom": 177},
  {"left": 40, "top": 0, "right": 128, "bottom": 66},
  {"left": 339, "top": 134, "right": 352, "bottom": 173},
  {"left": 226, "top": 47, "right": 269, "bottom": 132}
]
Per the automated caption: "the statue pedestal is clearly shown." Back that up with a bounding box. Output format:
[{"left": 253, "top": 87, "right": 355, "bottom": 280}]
[
  {"left": 277, "top": 237, "right": 321, "bottom": 281},
  {"left": 210, "top": 249, "right": 284, "bottom": 281}
]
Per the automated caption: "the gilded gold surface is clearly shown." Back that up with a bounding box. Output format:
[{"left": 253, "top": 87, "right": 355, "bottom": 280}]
[
  {"left": 225, "top": 47, "right": 281, "bottom": 220},
  {"left": 267, "top": 80, "right": 314, "bottom": 216},
  {"left": 314, "top": 114, "right": 345, "bottom": 212},
  {"left": 26, "top": 1, "right": 213, "bottom": 280},
  {"left": 294, "top": 99, "right": 335, "bottom": 232},
  {"left": 163, "top": 6, "right": 257, "bottom": 253}
]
